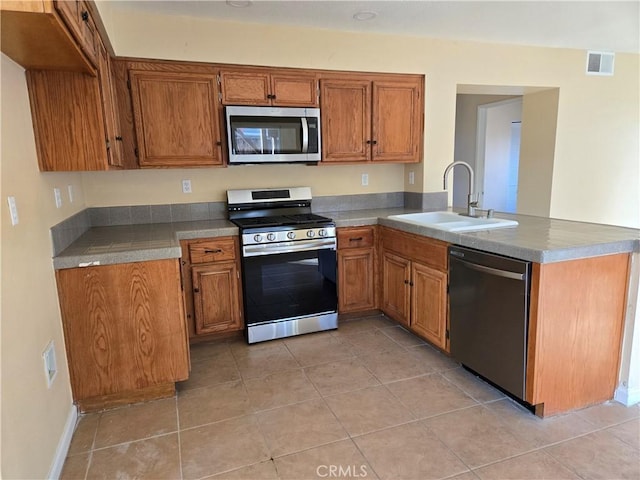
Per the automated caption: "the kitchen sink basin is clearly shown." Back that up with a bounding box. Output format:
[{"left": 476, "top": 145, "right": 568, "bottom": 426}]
[{"left": 387, "top": 211, "right": 518, "bottom": 232}]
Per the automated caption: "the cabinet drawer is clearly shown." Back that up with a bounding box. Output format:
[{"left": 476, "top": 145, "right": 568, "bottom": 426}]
[
  {"left": 381, "top": 227, "right": 448, "bottom": 271},
  {"left": 337, "top": 227, "right": 375, "bottom": 249},
  {"left": 189, "top": 238, "right": 236, "bottom": 264}
]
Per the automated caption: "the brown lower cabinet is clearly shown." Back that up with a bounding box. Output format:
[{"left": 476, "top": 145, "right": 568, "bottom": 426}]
[
  {"left": 380, "top": 227, "right": 449, "bottom": 351},
  {"left": 55, "top": 259, "right": 189, "bottom": 411},
  {"left": 337, "top": 226, "right": 377, "bottom": 313},
  {"left": 180, "top": 237, "right": 244, "bottom": 338}
]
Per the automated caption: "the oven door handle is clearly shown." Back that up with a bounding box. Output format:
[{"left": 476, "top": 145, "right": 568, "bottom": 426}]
[
  {"left": 243, "top": 239, "right": 336, "bottom": 257},
  {"left": 301, "top": 117, "right": 309, "bottom": 153}
]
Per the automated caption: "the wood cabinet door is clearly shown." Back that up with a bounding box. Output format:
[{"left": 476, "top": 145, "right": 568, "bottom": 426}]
[
  {"left": 381, "top": 251, "right": 411, "bottom": 327},
  {"left": 411, "top": 262, "right": 448, "bottom": 350},
  {"left": 192, "top": 262, "right": 242, "bottom": 335},
  {"left": 320, "top": 79, "right": 371, "bottom": 163},
  {"left": 96, "top": 38, "right": 123, "bottom": 168},
  {"left": 372, "top": 80, "right": 423, "bottom": 163},
  {"left": 55, "top": 260, "right": 189, "bottom": 401},
  {"left": 271, "top": 74, "right": 318, "bottom": 106},
  {"left": 129, "top": 69, "right": 223, "bottom": 167},
  {"left": 26, "top": 69, "right": 108, "bottom": 171},
  {"left": 220, "top": 71, "right": 271, "bottom": 105},
  {"left": 338, "top": 247, "right": 375, "bottom": 313}
]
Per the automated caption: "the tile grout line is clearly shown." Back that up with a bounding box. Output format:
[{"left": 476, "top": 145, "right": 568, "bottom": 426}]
[{"left": 175, "top": 394, "right": 184, "bottom": 480}]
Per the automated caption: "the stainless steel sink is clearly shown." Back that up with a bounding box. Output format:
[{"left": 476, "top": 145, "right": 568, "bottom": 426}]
[{"left": 387, "top": 211, "right": 518, "bottom": 232}]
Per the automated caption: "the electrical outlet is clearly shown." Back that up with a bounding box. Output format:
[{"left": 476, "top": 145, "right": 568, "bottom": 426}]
[
  {"left": 7, "top": 196, "right": 19, "bottom": 226},
  {"left": 54, "top": 187, "right": 62, "bottom": 208},
  {"left": 409, "top": 171, "right": 415, "bottom": 185},
  {"left": 67, "top": 185, "right": 74, "bottom": 203},
  {"left": 361, "top": 173, "right": 369, "bottom": 186},
  {"left": 182, "top": 179, "right": 192, "bottom": 194},
  {"left": 43, "top": 341, "right": 57, "bottom": 388}
]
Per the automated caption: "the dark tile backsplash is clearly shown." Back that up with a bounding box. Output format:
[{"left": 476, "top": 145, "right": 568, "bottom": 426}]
[{"left": 50, "top": 192, "right": 447, "bottom": 256}]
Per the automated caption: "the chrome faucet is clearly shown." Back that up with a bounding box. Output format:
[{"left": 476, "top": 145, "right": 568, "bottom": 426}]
[{"left": 443, "top": 161, "right": 478, "bottom": 217}]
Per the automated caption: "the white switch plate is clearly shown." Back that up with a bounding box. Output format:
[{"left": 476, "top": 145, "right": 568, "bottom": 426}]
[
  {"left": 409, "top": 171, "right": 415, "bottom": 185},
  {"left": 43, "top": 340, "right": 57, "bottom": 388},
  {"left": 7, "top": 196, "right": 19, "bottom": 225},
  {"left": 54, "top": 187, "right": 62, "bottom": 208},
  {"left": 182, "top": 179, "right": 192, "bottom": 194},
  {"left": 67, "top": 185, "right": 74, "bottom": 203},
  {"left": 361, "top": 173, "right": 369, "bottom": 186}
]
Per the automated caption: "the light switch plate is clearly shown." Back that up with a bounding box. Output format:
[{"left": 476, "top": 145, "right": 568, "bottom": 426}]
[
  {"left": 54, "top": 188, "right": 62, "bottom": 208},
  {"left": 361, "top": 173, "right": 369, "bottom": 186},
  {"left": 7, "top": 196, "right": 19, "bottom": 225},
  {"left": 409, "top": 171, "right": 415, "bottom": 185},
  {"left": 182, "top": 179, "right": 192, "bottom": 194}
]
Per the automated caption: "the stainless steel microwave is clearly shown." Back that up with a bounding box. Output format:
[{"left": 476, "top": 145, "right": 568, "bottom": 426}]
[{"left": 225, "top": 106, "right": 321, "bottom": 164}]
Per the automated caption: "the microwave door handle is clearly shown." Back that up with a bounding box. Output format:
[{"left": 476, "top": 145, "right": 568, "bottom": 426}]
[
  {"left": 301, "top": 117, "right": 309, "bottom": 153},
  {"left": 270, "top": 136, "right": 275, "bottom": 154}
]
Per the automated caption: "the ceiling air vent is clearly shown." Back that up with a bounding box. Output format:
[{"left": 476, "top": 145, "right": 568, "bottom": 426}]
[{"left": 586, "top": 51, "right": 615, "bottom": 76}]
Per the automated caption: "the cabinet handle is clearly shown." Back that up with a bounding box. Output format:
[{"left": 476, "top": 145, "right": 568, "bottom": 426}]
[
  {"left": 115, "top": 136, "right": 123, "bottom": 141},
  {"left": 81, "top": 10, "right": 89, "bottom": 22},
  {"left": 371, "top": 140, "right": 378, "bottom": 145},
  {"left": 366, "top": 140, "right": 372, "bottom": 145},
  {"left": 404, "top": 279, "right": 409, "bottom": 284},
  {"left": 349, "top": 237, "right": 363, "bottom": 242},
  {"left": 216, "top": 141, "right": 222, "bottom": 146},
  {"left": 194, "top": 288, "right": 199, "bottom": 293},
  {"left": 204, "top": 248, "right": 223, "bottom": 254},
  {"left": 267, "top": 94, "right": 276, "bottom": 99}
]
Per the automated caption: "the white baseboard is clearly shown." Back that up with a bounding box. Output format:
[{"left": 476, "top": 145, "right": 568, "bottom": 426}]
[
  {"left": 47, "top": 403, "right": 78, "bottom": 480},
  {"left": 614, "top": 385, "right": 640, "bottom": 407}
]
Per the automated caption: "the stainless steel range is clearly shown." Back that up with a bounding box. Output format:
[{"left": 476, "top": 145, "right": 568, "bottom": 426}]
[{"left": 227, "top": 187, "right": 337, "bottom": 343}]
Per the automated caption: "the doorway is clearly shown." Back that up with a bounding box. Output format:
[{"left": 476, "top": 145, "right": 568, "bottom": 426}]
[{"left": 475, "top": 98, "right": 523, "bottom": 212}]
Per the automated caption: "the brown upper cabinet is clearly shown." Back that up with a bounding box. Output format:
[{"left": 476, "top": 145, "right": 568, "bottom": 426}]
[
  {"left": 25, "top": 35, "right": 126, "bottom": 171},
  {"left": 320, "top": 75, "right": 424, "bottom": 163},
  {"left": 128, "top": 62, "right": 224, "bottom": 167},
  {"left": 220, "top": 69, "right": 318, "bottom": 107},
  {"left": 54, "top": 0, "right": 98, "bottom": 67},
  {"left": 96, "top": 37, "right": 124, "bottom": 168},
  {"left": 0, "top": 0, "right": 99, "bottom": 73}
]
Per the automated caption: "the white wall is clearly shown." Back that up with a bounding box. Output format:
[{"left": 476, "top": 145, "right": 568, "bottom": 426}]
[
  {"left": 518, "top": 89, "right": 560, "bottom": 217},
  {"left": 1, "top": 55, "right": 86, "bottom": 479}
]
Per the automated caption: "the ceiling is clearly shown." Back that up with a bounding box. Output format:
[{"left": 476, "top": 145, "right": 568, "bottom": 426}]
[{"left": 110, "top": 1, "right": 639, "bottom": 54}]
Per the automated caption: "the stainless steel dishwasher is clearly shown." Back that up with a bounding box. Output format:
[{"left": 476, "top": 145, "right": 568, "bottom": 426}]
[{"left": 449, "top": 245, "right": 531, "bottom": 401}]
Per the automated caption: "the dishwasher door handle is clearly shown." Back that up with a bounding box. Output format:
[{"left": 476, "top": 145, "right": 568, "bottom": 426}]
[{"left": 456, "top": 258, "right": 525, "bottom": 281}]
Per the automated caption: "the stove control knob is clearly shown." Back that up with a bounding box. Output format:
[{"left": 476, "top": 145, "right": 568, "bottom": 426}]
[
  {"left": 253, "top": 234, "right": 263, "bottom": 243},
  {"left": 287, "top": 231, "right": 296, "bottom": 240},
  {"left": 318, "top": 229, "right": 327, "bottom": 237},
  {"left": 307, "top": 230, "right": 316, "bottom": 238},
  {"left": 267, "top": 233, "right": 276, "bottom": 241}
]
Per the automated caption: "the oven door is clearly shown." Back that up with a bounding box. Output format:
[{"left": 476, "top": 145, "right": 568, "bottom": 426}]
[{"left": 241, "top": 246, "right": 337, "bottom": 334}]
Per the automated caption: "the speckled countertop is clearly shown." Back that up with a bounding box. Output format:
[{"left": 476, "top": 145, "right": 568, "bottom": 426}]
[{"left": 53, "top": 208, "right": 639, "bottom": 269}]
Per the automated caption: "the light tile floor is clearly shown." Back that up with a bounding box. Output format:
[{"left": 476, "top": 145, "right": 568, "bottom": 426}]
[{"left": 61, "top": 314, "right": 640, "bottom": 480}]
